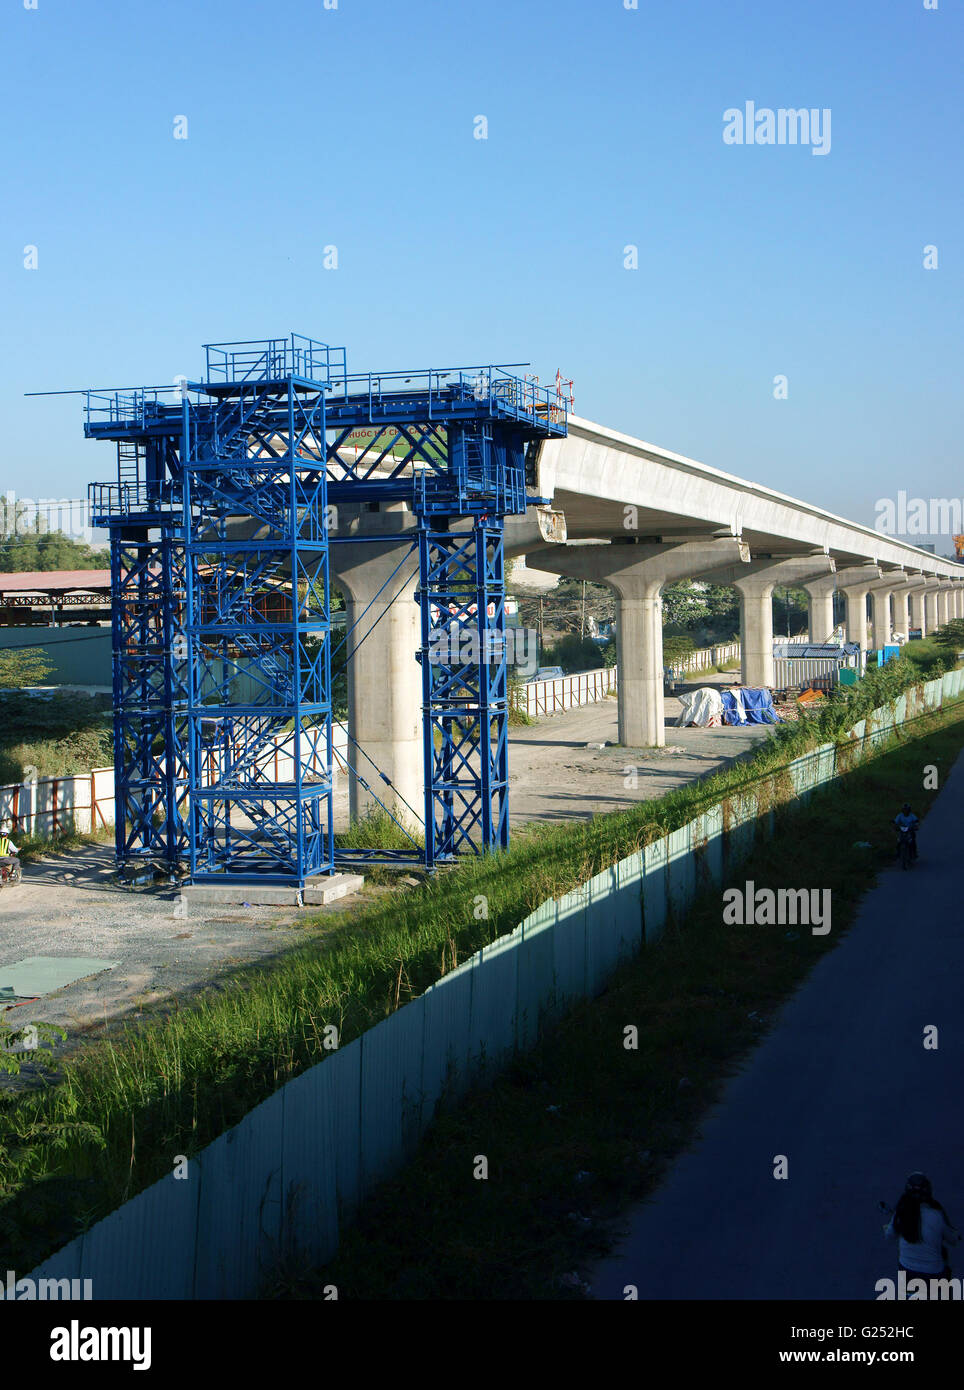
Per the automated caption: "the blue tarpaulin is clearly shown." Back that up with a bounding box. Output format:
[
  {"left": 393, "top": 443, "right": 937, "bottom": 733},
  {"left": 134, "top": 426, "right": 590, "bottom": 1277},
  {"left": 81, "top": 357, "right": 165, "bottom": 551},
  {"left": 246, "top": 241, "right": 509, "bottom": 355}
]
[
  {"left": 721, "top": 690, "right": 746, "bottom": 726},
  {"left": 741, "top": 687, "right": 780, "bottom": 724}
]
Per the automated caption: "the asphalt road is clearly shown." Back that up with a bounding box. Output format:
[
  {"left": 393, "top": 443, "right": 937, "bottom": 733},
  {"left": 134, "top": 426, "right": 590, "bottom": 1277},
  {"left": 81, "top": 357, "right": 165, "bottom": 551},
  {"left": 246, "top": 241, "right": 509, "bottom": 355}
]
[{"left": 590, "top": 749, "right": 964, "bottom": 1300}]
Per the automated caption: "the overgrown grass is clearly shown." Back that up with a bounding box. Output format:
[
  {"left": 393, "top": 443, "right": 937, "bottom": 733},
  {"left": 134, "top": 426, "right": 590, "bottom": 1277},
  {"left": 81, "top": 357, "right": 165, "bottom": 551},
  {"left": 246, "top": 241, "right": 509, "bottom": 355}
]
[
  {"left": 0, "top": 652, "right": 955, "bottom": 1270},
  {"left": 283, "top": 700, "right": 964, "bottom": 1299}
]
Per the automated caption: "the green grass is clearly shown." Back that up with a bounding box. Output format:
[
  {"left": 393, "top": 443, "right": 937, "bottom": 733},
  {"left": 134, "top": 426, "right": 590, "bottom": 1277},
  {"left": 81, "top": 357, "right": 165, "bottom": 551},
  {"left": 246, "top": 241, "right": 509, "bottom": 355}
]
[
  {"left": 0, "top": 652, "right": 955, "bottom": 1270},
  {"left": 278, "top": 699, "right": 964, "bottom": 1300}
]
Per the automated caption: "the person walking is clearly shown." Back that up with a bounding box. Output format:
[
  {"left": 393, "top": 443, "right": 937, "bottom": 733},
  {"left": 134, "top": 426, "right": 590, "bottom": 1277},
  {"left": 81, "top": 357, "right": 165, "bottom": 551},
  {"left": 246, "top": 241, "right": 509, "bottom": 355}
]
[{"left": 883, "top": 1172, "right": 959, "bottom": 1279}]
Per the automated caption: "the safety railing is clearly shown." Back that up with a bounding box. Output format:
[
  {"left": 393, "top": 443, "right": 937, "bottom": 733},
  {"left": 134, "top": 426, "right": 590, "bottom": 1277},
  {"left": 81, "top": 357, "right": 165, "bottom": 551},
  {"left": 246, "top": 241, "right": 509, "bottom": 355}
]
[
  {"left": 327, "top": 364, "right": 567, "bottom": 430},
  {"left": 84, "top": 387, "right": 179, "bottom": 430},
  {"left": 88, "top": 480, "right": 183, "bottom": 519},
  {"left": 203, "top": 335, "right": 347, "bottom": 387}
]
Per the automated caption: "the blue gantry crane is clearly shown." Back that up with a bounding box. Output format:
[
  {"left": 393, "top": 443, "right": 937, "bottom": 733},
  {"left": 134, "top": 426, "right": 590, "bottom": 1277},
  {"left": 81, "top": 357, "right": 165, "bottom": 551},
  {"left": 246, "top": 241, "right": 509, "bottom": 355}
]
[{"left": 82, "top": 336, "right": 567, "bottom": 886}]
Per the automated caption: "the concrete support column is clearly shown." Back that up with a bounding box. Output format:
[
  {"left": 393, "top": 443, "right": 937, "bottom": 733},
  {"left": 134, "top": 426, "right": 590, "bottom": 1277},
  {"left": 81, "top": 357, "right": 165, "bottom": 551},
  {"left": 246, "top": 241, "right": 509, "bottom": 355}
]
[
  {"left": 330, "top": 516, "right": 423, "bottom": 829},
  {"left": 805, "top": 586, "right": 836, "bottom": 644},
  {"left": 818, "top": 565, "right": 877, "bottom": 660},
  {"left": 524, "top": 537, "right": 749, "bottom": 748},
  {"left": 864, "top": 575, "right": 905, "bottom": 648},
  {"left": 736, "top": 583, "right": 777, "bottom": 687},
  {"left": 871, "top": 589, "right": 893, "bottom": 648},
  {"left": 908, "top": 588, "right": 928, "bottom": 637},
  {"left": 613, "top": 581, "right": 664, "bottom": 748},
  {"left": 925, "top": 587, "right": 941, "bottom": 631},
  {"left": 891, "top": 586, "right": 911, "bottom": 639},
  {"left": 937, "top": 588, "right": 951, "bottom": 627},
  {"left": 700, "top": 554, "right": 835, "bottom": 687}
]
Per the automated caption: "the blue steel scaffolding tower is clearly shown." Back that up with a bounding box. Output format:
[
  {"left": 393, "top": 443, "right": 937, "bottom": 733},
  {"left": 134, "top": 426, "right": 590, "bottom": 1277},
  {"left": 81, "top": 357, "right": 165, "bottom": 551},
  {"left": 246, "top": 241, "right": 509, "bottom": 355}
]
[{"left": 84, "top": 338, "right": 566, "bottom": 885}]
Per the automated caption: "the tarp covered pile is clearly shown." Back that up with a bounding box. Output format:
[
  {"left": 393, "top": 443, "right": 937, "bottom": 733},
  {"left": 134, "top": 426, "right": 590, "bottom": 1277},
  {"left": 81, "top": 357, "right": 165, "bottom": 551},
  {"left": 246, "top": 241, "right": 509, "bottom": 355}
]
[
  {"left": 676, "top": 686, "right": 781, "bottom": 727},
  {"left": 675, "top": 687, "right": 723, "bottom": 727},
  {"left": 722, "top": 687, "right": 780, "bottom": 725}
]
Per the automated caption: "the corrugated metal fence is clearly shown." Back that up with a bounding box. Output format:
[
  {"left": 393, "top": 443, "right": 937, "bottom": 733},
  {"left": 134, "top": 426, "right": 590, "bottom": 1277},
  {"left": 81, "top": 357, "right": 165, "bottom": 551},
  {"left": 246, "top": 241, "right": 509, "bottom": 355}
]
[{"left": 27, "top": 668, "right": 964, "bottom": 1297}]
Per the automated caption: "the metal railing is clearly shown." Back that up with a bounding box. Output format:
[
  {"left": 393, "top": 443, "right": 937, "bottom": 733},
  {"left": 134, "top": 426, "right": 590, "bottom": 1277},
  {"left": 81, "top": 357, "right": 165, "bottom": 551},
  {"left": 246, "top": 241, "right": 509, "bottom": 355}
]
[
  {"left": 327, "top": 364, "right": 567, "bottom": 430},
  {"left": 204, "top": 335, "right": 347, "bottom": 386},
  {"left": 88, "top": 480, "right": 183, "bottom": 518}
]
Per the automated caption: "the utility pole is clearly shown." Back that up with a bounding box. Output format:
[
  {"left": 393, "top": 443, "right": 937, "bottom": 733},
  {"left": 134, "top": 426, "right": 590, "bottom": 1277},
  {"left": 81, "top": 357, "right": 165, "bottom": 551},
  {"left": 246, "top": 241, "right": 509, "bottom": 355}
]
[{"left": 580, "top": 580, "right": 587, "bottom": 639}]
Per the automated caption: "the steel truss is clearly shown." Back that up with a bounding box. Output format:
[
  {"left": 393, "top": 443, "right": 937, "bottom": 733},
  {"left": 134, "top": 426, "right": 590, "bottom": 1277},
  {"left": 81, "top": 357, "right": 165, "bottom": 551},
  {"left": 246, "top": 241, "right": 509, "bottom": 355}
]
[
  {"left": 85, "top": 341, "right": 565, "bottom": 882},
  {"left": 110, "top": 528, "right": 188, "bottom": 869}
]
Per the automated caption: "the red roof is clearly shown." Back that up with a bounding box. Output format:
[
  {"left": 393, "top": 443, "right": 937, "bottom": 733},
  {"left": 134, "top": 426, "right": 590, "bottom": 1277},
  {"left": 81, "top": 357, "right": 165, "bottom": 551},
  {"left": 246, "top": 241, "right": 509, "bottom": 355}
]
[{"left": 0, "top": 570, "right": 111, "bottom": 594}]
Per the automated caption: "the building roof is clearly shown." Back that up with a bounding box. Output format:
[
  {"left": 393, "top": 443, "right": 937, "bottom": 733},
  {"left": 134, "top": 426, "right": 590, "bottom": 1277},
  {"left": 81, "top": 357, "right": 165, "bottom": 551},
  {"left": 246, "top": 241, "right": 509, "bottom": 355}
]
[{"left": 0, "top": 570, "right": 111, "bottom": 594}]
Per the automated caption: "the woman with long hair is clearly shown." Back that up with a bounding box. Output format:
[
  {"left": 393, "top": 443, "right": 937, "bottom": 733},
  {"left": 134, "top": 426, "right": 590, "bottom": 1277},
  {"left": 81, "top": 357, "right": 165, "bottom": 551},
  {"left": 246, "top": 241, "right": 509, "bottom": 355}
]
[{"left": 884, "top": 1172, "right": 959, "bottom": 1277}]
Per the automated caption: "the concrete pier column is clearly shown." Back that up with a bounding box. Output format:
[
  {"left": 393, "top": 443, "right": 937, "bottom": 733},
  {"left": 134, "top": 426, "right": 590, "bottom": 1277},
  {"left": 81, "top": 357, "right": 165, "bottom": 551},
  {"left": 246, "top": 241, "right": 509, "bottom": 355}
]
[
  {"left": 865, "top": 574, "right": 905, "bottom": 648},
  {"left": 804, "top": 581, "right": 836, "bottom": 644},
  {"left": 908, "top": 587, "right": 928, "bottom": 637},
  {"left": 524, "top": 537, "right": 749, "bottom": 747},
  {"left": 821, "top": 564, "right": 877, "bottom": 660},
  {"left": 613, "top": 580, "right": 664, "bottom": 747},
  {"left": 701, "top": 554, "right": 836, "bottom": 687},
  {"left": 736, "top": 582, "right": 777, "bottom": 687},
  {"left": 937, "top": 587, "right": 951, "bottom": 627},
  {"left": 891, "top": 585, "right": 911, "bottom": 640},
  {"left": 925, "top": 586, "right": 941, "bottom": 631},
  {"left": 330, "top": 513, "right": 423, "bottom": 829},
  {"left": 841, "top": 588, "right": 869, "bottom": 654}
]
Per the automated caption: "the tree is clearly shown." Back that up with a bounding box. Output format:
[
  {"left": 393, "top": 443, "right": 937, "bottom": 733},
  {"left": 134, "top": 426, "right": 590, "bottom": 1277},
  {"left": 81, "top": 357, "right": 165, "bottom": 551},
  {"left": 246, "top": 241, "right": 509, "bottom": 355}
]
[
  {"left": 0, "top": 530, "right": 104, "bottom": 573},
  {"left": 511, "top": 576, "right": 615, "bottom": 639},
  {"left": 0, "top": 648, "right": 54, "bottom": 688}
]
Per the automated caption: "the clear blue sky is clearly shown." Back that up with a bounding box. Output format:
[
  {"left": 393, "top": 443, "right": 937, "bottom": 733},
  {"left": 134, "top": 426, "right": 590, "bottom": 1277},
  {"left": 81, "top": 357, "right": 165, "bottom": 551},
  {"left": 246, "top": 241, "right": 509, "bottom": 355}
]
[{"left": 2, "top": 0, "right": 961, "bottom": 547}]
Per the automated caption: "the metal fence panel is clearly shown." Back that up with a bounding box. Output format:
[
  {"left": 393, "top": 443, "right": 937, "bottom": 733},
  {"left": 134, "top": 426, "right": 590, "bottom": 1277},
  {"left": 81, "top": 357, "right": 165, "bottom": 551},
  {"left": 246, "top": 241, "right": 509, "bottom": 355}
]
[
  {"left": 193, "top": 1087, "right": 285, "bottom": 1299},
  {"left": 642, "top": 837, "right": 668, "bottom": 942},
  {"left": 80, "top": 1170, "right": 198, "bottom": 1300},
  {"left": 614, "top": 852, "right": 645, "bottom": 961},
  {"left": 552, "top": 886, "right": 588, "bottom": 1009},
  {"left": 666, "top": 824, "right": 695, "bottom": 922},
  {"left": 327, "top": 1037, "right": 363, "bottom": 1222},
  {"left": 280, "top": 1058, "right": 340, "bottom": 1268},
  {"left": 420, "top": 961, "right": 475, "bottom": 1114},
  {"left": 360, "top": 999, "right": 426, "bottom": 1192},
  {"left": 515, "top": 904, "right": 556, "bottom": 1051},
  {"left": 467, "top": 930, "right": 521, "bottom": 1082},
  {"left": 692, "top": 805, "right": 724, "bottom": 892},
  {"left": 585, "top": 866, "right": 620, "bottom": 996}
]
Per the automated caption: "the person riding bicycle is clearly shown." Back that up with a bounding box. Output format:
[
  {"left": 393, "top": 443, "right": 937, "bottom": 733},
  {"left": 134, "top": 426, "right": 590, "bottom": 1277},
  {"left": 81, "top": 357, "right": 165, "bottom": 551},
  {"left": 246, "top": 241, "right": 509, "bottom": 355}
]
[
  {"left": 893, "top": 803, "right": 919, "bottom": 861},
  {"left": 0, "top": 821, "right": 20, "bottom": 870}
]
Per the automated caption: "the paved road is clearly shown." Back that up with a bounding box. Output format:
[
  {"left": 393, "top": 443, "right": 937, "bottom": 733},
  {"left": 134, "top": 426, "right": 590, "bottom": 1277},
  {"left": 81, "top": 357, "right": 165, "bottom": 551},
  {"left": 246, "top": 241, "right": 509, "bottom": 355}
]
[{"left": 591, "top": 749, "right": 964, "bottom": 1300}]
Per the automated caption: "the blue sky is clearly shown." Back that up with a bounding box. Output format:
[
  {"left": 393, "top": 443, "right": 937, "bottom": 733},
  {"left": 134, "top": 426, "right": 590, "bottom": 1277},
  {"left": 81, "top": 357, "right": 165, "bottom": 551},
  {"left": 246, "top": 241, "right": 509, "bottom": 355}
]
[{"left": 2, "top": 0, "right": 961, "bottom": 547}]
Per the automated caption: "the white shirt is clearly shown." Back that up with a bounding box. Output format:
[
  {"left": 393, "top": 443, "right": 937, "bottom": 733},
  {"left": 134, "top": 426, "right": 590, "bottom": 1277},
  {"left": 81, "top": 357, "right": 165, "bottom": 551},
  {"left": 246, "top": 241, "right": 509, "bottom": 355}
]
[{"left": 886, "top": 1205, "right": 957, "bottom": 1274}]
